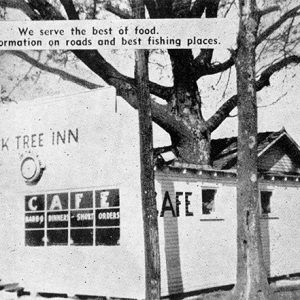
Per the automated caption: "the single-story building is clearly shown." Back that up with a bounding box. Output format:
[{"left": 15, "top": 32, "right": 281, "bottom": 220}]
[
  {"left": 155, "top": 128, "right": 300, "bottom": 296},
  {"left": 0, "top": 88, "right": 299, "bottom": 299}
]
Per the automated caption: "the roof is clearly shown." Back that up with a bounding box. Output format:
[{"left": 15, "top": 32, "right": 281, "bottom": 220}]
[
  {"left": 211, "top": 129, "right": 284, "bottom": 169},
  {"left": 155, "top": 128, "right": 300, "bottom": 175}
]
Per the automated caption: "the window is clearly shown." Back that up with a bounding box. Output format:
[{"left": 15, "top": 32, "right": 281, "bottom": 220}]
[
  {"left": 202, "top": 189, "right": 217, "bottom": 214},
  {"left": 260, "top": 191, "right": 272, "bottom": 215},
  {"left": 24, "top": 188, "right": 120, "bottom": 247}
]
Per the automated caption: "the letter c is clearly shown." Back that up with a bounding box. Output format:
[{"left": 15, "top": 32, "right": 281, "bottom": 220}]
[{"left": 28, "top": 196, "right": 38, "bottom": 211}]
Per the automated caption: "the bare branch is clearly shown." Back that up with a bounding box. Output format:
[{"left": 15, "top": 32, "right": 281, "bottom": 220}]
[
  {"left": 7, "top": 48, "right": 178, "bottom": 138},
  {"left": 104, "top": 2, "right": 133, "bottom": 19},
  {"left": 194, "top": 50, "right": 236, "bottom": 79},
  {"left": 6, "top": 50, "right": 102, "bottom": 89},
  {"left": 282, "top": 17, "right": 295, "bottom": 57},
  {"left": 257, "top": 5, "right": 300, "bottom": 45},
  {"left": 192, "top": 0, "right": 221, "bottom": 74},
  {"left": 223, "top": 0, "right": 236, "bottom": 18},
  {"left": 258, "top": 5, "right": 280, "bottom": 17},
  {"left": 206, "top": 95, "right": 237, "bottom": 133},
  {"left": 206, "top": 55, "right": 300, "bottom": 132},
  {"left": 256, "top": 55, "right": 300, "bottom": 90},
  {"left": 60, "top": 0, "right": 79, "bottom": 20},
  {"left": 72, "top": 49, "right": 173, "bottom": 100},
  {"left": 24, "top": 0, "right": 173, "bottom": 101},
  {"left": 258, "top": 92, "right": 287, "bottom": 108},
  {"left": 27, "top": 0, "right": 64, "bottom": 20},
  {"left": 0, "top": 0, "right": 40, "bottom": 19},
  {"left": 7, "top": 63, "right": 35, "bottom": 97}
]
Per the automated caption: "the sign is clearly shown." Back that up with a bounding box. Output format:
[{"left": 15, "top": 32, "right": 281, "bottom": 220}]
[{"left": 24, "top": 188, "right": 120, "bottom": 246}]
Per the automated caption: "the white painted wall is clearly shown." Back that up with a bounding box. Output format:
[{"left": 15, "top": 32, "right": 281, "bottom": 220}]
[
  {"left": 0, "top": 88, "right": 145, "bottom": 299},
  {"left": 155, "top": 171, "right": 300, "bottom": 297}
]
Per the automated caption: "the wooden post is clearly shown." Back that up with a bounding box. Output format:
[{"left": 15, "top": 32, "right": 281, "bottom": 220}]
[{"left": 133, "top": 2, "right": 161, "bottom": 299}]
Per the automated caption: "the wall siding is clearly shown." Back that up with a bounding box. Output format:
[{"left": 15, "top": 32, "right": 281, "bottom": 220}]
[
  {"left": 259, "top": 145, "right": 300, "bottom": 173},
  {"left": 155, "top": 171, "right": 300, "bottom": 297},
  {"left": 156, "top": 172, "right": 237, "bottom": 296}
]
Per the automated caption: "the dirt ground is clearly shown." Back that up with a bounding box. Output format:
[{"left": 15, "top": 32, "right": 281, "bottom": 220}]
[{"left": 1, "top": 279, "right": 300, "bottom": 300}]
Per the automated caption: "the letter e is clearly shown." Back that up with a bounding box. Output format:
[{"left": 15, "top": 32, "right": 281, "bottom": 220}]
[{"left": 75, "top": 193, "right": 83, "bottom": 209}]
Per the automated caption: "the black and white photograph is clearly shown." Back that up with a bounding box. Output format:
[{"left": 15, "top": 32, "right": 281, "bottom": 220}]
[{"left": 0, "top": 1, "right": 300, "bottom": 299}]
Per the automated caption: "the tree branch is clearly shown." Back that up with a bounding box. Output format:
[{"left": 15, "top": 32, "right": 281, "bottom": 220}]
[
  {"left": 26, "top": 0, "right": 173, "bottom": 102},
  {"left": 257, "top": 5, "right": 300, "bottom": 45},
  {"left": 72, "top": 50, "right": 173, "bottom": 101},
  {"left": 192, "top": 0, "right": 220, "bottom": 75},
  {"left": 194, "top": 50, "right": 236, "bottom": 79},
  {"left": 27, "top": 0, "right": 64, "bottom": 20},
  {"left": 0, "top": 0, "right": 40, "bottom": 19},
  {"left": 6, "top": 50, "right": 102, "bottom": 89},
  {"left": 206, "top": 55, "right": 300, "bottom": 132},
  {"left": 256, "top": 55, "right": 300, "bottom": 90},
  {"left": 205, "top": 95, "right": 237, "bottom": 133},
  {"left": 60, "top": 0, "right": 79, "bottom": 20},
  {"left": 104, "top": 2, "right": 133, "bottom": 19},
  {"left": 258, "top": 5, "right": 280, "bottom": 17}
]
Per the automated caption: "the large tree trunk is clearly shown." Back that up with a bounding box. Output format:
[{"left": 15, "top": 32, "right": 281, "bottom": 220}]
[
  {"left": 174, "top": 128, "right": 211, "bottom": 166},
  {"left": 231, "top": 1, "right": 272, "bottom": 299},
  {"left": 166, "top": 48, "right": 212, "bottom": 165}
]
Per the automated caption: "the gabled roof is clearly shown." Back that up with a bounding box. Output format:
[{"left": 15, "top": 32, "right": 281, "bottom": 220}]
[
  {"left": 155, "top": 128, "right": 300, "bottom": 175},
  {"left": 211, "top": 128, "right": 300, "bottom": 174}
]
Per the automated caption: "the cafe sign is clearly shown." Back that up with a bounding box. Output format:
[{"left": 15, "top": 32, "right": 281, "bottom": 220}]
[{"left": 25, "top": 188, "right": 120, "bottom": 246}]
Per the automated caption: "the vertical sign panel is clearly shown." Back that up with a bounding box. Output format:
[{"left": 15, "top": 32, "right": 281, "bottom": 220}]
[
  {"left": 47, "top": 193, "right": 69, "bottom": 246},
  {"left": 95, "top": 189, "right": 120, "bottom": 246},
  {"left": 70, "top": 191, "right": 93, "bottom": 246},
  {"left": 25, "top": 194, "right": 45, "bottom": 246}
]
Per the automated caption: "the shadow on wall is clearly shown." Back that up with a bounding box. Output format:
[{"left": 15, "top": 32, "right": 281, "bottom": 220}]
[
  {"left": 259, "top": 190, "right": 272, "bottom": 276},
  {"left": 160, "top": 181, "right": 184, "bottom": 296},
  {"left": 260, "top": 215, "right": 271, "bottom": 277}
]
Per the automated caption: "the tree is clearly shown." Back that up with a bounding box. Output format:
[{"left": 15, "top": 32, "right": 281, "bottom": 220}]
[
  {"left": 232, "top": 0, "right": 272, "bottom": 299},
  {"left": 1, "top": 0, "right": 299, "bottom": 166},
  {"left": 133, "top": 1, "right": 160, "bottom": 299}
]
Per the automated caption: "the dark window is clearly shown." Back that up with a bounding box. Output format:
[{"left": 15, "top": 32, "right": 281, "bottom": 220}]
[
  {"left": 25, "top": 230, "right": 45, "bottom": 246},
  {"left": 71, "top": 229, "right": 93, "bottom": 246},
  {"left": 47, "top": 229, "right": 68, "bottom": 246},
  {"left": 202, "top": 189, "right": 216, "bottom": 214},
  {"left": 96, "top": 228, "right": 120, "bottom": 246},
  {"left": 261, "top": 191, "right": 272, "bottom": 214}
]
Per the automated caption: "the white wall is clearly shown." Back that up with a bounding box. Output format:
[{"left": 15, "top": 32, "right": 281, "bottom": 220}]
[
  {"left": 155, "top": 171, "right": 300, "bottom": 296},
  {"left": 0, "top": 88, "right": 145, "bottom": 299}
]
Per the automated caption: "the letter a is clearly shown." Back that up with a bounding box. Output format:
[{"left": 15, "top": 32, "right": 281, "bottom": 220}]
[
  {"left": 160, "top": 191, "right": 176, "bottom": 217},
  {"left": 49, "top": 195, "right": 63, "bottom": 210}
]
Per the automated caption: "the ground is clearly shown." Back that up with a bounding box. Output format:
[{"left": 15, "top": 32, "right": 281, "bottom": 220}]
[{"left": 0, "top": 278, "right": 300, "bottom": 300}]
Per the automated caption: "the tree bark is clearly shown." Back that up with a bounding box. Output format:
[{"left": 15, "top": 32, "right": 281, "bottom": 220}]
[
  {"left": 231, "top": 1, "right": 272, "bottom": 299},
  {"left": 133, "top": 2, "right": 161, "bottom": 299}
]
